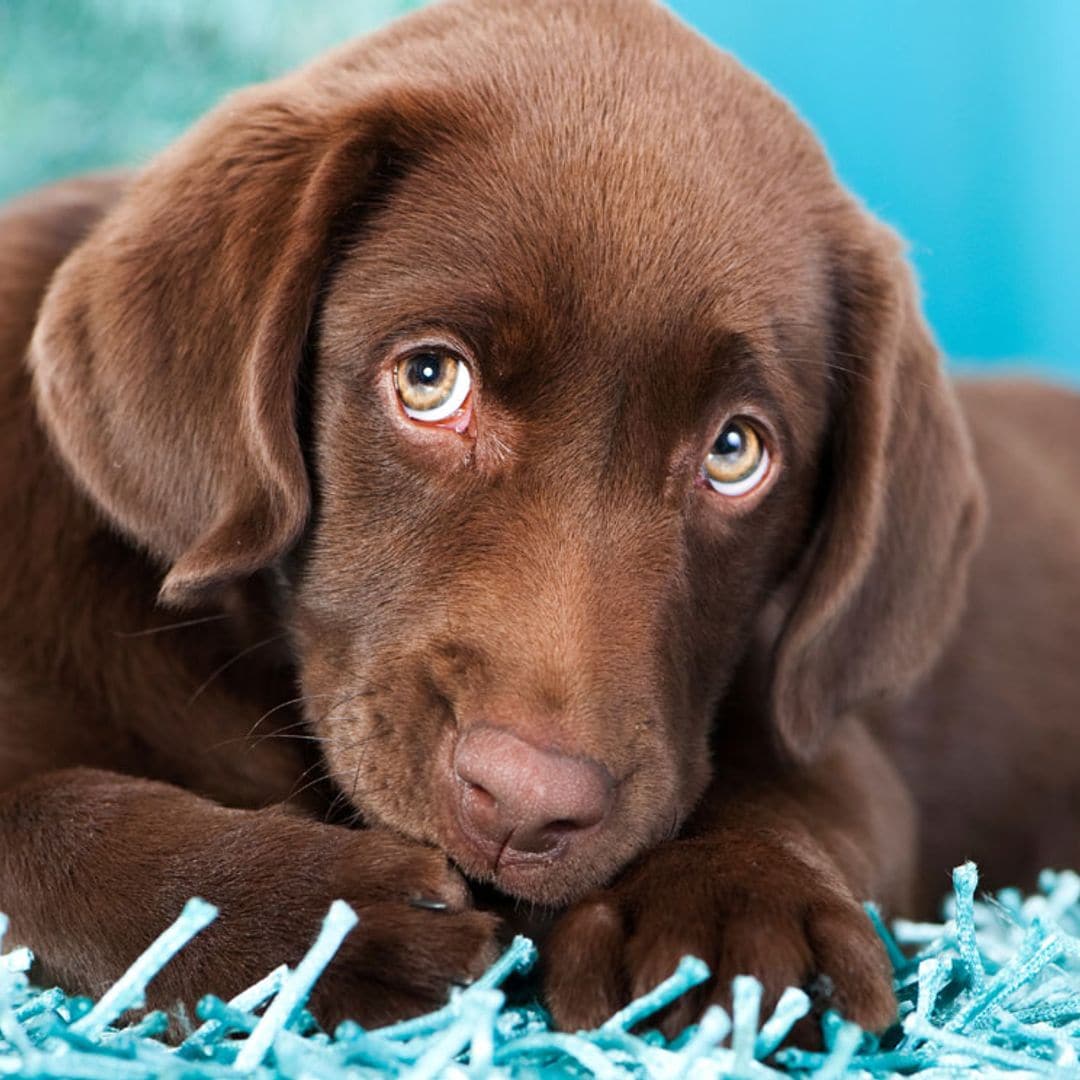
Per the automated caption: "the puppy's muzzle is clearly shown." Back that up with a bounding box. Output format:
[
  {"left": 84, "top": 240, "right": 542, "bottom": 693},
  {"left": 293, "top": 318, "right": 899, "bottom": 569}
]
[{"left": 452, "top": 725, "right": 613, "bottom": 861}]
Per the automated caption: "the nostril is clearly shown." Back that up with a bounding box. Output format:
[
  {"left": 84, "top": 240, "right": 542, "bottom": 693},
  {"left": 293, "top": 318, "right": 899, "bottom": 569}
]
[
  {"left": 511, "top": 825, "right": 563, "bottom": 855},
  {"left": 547, "top": 819, "right": 579, "bottom": 833},
  {"left": 465, "top": 781, "right": 496, "bottom": 811}
]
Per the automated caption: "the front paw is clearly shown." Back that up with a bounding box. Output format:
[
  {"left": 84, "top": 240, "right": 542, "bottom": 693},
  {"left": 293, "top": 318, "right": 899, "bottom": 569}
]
[
  {"left": 159, "top": 823, "right": 501, "bottom": 1032},
  {"left": 302, "top": 829, "right": 502, "bottom": 1029},
  {"left": 543, "top": 836, "right": 895, "bottom": 1038}
]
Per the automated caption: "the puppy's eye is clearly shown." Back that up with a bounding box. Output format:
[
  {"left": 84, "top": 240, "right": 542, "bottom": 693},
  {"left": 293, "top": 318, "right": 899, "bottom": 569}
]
[
  {"left": 395, "top": 349, "right": 472, "bottom": 422},
  {"left": 703, "top": 418, "right": 770, "bottom": 496}
]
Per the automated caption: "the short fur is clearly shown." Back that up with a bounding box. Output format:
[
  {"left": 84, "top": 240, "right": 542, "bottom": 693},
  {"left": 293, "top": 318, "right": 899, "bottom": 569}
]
[{"left": 1, "top": 0, "right": 1078, "bottom": 1034}]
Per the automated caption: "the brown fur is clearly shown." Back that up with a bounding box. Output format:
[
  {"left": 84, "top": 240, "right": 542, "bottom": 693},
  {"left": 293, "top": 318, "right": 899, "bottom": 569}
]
[{"left": 1, "top": 0, "right": 1077, "bottom": 1036}]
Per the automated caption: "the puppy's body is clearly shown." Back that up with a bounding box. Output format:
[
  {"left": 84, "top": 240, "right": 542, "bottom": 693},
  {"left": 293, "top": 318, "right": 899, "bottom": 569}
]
[
  {"left": 1, "top": 0, "right": 1078, "bottom": 1032},
  {"left": 893, "top": 378, "right": 1080, "bottom": 910}
]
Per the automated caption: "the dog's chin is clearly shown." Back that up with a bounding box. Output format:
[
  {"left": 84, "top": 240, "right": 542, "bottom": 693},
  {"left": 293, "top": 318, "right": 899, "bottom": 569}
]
[{"left": 456, "top": 854, "right": 595, "bottom": 907}]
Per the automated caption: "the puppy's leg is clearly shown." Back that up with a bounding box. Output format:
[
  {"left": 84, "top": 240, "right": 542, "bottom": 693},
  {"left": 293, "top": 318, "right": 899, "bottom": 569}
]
[
  {"left": 0, "top": 767, "right": 498, "bottom": 1028},
  {"left": 545, "top": 718, "right": 915, "bottom": 1036}
]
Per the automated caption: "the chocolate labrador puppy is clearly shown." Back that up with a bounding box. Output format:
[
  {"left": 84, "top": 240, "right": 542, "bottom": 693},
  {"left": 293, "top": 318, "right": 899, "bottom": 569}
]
[{"left": 1, "top": 0, "right": 1078, "bottom": 1036}]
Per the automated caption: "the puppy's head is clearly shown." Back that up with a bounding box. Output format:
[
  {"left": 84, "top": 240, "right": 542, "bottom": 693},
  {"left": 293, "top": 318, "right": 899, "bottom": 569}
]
[{"left": 30, "top": 0, "right": 982, "bottom": 905}]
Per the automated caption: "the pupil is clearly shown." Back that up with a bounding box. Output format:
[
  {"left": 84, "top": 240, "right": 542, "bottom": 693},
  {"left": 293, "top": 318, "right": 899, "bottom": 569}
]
[
  {"left": 409, "top": 354, "right": 442, "bottom": 386},
  {"left": 716, "top": 425, "right": 745, "bottom": 458}
]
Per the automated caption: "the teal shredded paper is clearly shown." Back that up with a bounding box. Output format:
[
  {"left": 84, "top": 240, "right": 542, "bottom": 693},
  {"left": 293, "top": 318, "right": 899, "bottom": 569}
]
[{"left": 1, "top": 862, "right": 1079, "bottom": 1077}]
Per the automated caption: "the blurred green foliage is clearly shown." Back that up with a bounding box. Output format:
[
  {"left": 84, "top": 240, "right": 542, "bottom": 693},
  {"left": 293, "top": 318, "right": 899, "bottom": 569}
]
[{"left": 0, "top": 0, "right": 420, "bottom": 200}]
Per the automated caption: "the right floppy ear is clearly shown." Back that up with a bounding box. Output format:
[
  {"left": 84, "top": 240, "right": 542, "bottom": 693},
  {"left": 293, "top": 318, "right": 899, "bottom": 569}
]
[
  {"left": 764, "top": 213, "right": 985, "bottom": 761},
  {"left": 28, "top": 78, "right": 429, "bottom": 607}
]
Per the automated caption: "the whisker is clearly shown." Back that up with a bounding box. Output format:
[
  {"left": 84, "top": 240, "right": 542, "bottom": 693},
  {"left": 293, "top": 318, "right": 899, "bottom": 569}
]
[
  {"left": 283, "top": 757, "right": 330, "bottom": 802},
  {"left": 208, "top": 715, "right": 314, "bottom": 754},
  {"left": 186, "top": 633, "right": 287, "bottom": 706},
  {"left": 256, "top": 732, "right": 328, "bottom": 744},
  {"left": 287, "top": 767, "right": 336, "bottom": 806},
  {"left": 114, "top": 613, "right": 233, "bottom": 638},
  {"left": 323, "top": 784, "right": 357, "bottom": 825},
  {"left": 261, "top": 690, "right": 392, "bottom": 816},
  {"left": 348, "top": 746, "right": 365, "bottom": 820},
  {"left": 253, "top": 716, "right": 313, "bottom": 739},
  {"left": 242, "top": 692, "right": 352, "bottom": 743}
]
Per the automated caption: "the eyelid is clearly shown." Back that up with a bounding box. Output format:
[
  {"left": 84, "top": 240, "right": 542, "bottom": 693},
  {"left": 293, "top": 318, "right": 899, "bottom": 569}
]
[{"left": 386, "top": 331, "right": 476, "bottom": 368}]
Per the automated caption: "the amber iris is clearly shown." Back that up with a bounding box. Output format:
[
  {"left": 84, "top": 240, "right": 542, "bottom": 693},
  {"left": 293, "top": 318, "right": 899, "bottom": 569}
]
[
  {"left": 704, "top": 418, "right": 767, "bottom": 493},
  {"left": 396, "top": 351, "right": 461, "bottom": 412}
]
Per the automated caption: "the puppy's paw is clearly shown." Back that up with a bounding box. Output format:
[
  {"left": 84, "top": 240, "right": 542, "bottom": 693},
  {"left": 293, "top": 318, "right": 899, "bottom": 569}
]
[
  {"left": 543, "top": 836, "right": 895, "bottom": 1040},
  {"left": 306, "top": 829, "right": 501, "bottom": 1028},
  {"left": 173, "top": 823, "right": 501, "bottom": 1032},
  {"left": 310, "top": 900, "right": 500, "bottom": 1030}
]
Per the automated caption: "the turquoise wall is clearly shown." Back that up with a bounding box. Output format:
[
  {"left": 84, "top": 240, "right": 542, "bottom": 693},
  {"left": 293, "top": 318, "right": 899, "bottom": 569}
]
[
  {"left": 3, "top": 1, "right": 1076, "bottom": 378},
  {"left": 0, "top": 1, "right": 412, "bottom": 201},
  {"left": 670, "top": 1, "right": 1080, "bottom": 379}
]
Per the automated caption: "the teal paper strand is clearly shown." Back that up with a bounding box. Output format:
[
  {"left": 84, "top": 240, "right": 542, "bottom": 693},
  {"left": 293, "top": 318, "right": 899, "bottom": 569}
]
[
  {"left": 601, "top": 956, "right": 710, "bottom": 1033},
  {"left": 69, "top": 897, "right": 217, "bottom": 1039},
  {"left": 2, "top": 861, "right": 1080, "bottom": 1076},
  {"left": 233, "top": 898, "right": 358, "bottom": 1071}
]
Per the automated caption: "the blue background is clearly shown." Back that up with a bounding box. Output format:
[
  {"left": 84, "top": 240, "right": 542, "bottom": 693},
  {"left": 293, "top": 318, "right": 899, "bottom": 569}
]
[
  {"left": 670, "top": 1, "right": 1080, "bottom": 380},
  {"left": 3, "top": 1, "right": 1077, "bottom": 380}
]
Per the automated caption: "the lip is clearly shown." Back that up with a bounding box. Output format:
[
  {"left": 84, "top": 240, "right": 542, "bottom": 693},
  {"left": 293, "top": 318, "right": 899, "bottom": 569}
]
[{"left": 451, "top": 842, "right": 577, "bottom": 902}]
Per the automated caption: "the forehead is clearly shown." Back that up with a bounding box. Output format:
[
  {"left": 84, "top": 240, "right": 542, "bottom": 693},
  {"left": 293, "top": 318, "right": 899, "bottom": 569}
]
[{"left": 320, "top": 19, "right": 838, "bottom": 446}]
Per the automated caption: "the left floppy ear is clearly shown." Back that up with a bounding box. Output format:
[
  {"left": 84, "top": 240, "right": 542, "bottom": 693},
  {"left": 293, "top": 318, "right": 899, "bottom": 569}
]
[
  {"left": 767, "top": 211, "right": 986, "bottom": 762},
  {"left": 28, "top": 74, "right": 435, "bottom": 607}
]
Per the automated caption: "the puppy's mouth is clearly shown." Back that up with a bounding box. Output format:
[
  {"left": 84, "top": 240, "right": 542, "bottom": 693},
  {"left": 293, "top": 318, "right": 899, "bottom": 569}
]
[
  {"left": 442, "top": 826, "right": 611, "bottom": 908},
  {"left": 444, "top": 809, "right": 603, "bottom": 901}
]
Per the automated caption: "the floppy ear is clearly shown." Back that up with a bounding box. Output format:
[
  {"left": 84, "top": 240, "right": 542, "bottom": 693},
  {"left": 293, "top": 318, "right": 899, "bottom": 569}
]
[
  {"left": 769, "top": 215, "right": 986, "bottom": 762},
  {"left": 28, "top": 80, "right": 414, "bottom": 607}
]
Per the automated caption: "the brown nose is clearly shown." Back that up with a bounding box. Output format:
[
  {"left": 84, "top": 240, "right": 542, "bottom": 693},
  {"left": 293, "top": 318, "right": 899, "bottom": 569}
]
[{"left": 453, "top": 726, "right": 613, "bottom": 856}]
